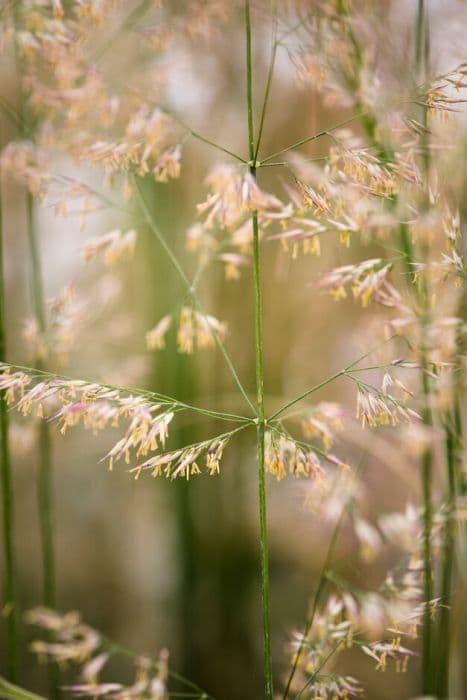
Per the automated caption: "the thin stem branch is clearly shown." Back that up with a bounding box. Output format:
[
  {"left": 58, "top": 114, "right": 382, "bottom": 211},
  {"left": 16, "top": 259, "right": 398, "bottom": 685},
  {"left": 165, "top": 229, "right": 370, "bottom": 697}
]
[
  {"left": 246, "top": 3, "right": 256, "bottom": 164},
  {"left": 271, "top": 370, "right": 344, "bottom": 421},
  {"left": 2, "top": 362, "right": 252, "bottom": 425},
  {"left": 254, "top": 2, "right": 278, "bottom": 162},
  {"left": 269, "top": 340, "right": 388, "bottom": 421},
  {"left": 0, "top": 96, "right": 24, "bottom": 132},
  {"left": 134, "top": 177, "right": 256, "bottom": 415},
  {"left": 0, "top": 677, "right": 46, "bottom": 700},
  {"left": 245, "top": 3, "right": 273, "bottom": 698},
  {"left": 116, "top": 91, "right": 248, "bottom": 165},
  {"left": 92, "top": 0, "right": 152, "bottom": 63},
  {"left": 102, "top": 637, "right": 216, "bottom": 700},
  {"left": 282, "top": 501, "right": 347, "bottom": 699},
  {"left": 259, "top": 114, "right": 366, "bottom": 164},
  {"left": 294, "top": 641, "right": 344, "bottom": 700},
  {"left": 187, "top": 130, "right": 248, "bottom": 164}
]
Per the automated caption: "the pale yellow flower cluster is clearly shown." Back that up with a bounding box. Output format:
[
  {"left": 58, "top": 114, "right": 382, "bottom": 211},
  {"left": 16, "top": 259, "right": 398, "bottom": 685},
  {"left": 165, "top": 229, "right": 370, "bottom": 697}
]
[
  {"left": 82, "top": 229, "right": 137, "bottom": 266},
  {"left": 131, "top": 435, "right": 228, "bottom": 480},
  {"left": 22, "top": 285, "right": 85, "bottom": 365},
  {"left": 27, "top": 607, "right": 170, "bottom": 700},
  {"left": 265, "top": 432, "right": 325, "bottom": 481},
  {"left": 0, "top": 140, "right": 51, "bottom": 197},
  {"left": 356, "top": 387, "right": 420, "bottom": 429},
  {"left": 300, "top": 402, "right": 345, "bottom": 450},
  {"left": 189, "top": 164, "right": 283, "bottom": 277},
  {"left": 0, "top": 367, "right": 174, "bottom": 473},
  {"left": 320, "top": 259, "right": 394, "bottom": 307},
  {"left": 146, "top": 307, "right": 227, "bottom": 354}
]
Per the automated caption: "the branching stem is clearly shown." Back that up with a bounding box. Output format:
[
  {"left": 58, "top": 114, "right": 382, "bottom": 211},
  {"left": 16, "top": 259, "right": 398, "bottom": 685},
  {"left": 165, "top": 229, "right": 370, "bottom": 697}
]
[
  {"left": 246, "top": 2, "right": 273, "bottom": 698},
  {"left": 134, "top": 178, "right": 256, "bottom": 415}
]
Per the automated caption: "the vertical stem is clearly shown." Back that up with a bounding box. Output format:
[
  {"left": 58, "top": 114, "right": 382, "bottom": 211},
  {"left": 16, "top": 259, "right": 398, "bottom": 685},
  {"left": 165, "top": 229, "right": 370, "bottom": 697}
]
[
  {"left": 37, "top": 422, "right": 55, "bottom": 607},
  {"left": 0, "top": 149, "right": 18, "bottom": 682},
  {"left": 10, "top": 7, "right": 57, "bottom": 687},
  {"left": 415, "top": 0, "right": 426, "bottom": 85},
  {"left": 245, "top": 3, "right": 273, "bottom": 698},
  {"left": 282, "top": 504, "right": 347, "bottom": 699},
  {"left": 27, "top": 193, "right": 59, "bottom": 700},
  {"left": 348, "top": 1, "right": 434, "bottom": 689},
  {"left": 174, "top": 355, "right": 199, "bottom": 683},
  {"left": 415, "top": 2, "right": 434, "bottom": 693},
  {"left": 421, "top": 372, "right": 433, "bottom": 695},
  {"left": 254, "top": 2, "right": 278, "bottom": 163},
  {"left": 246, "top": 1, "right": 256, "bottom": 167},
  {"left": 436, "top": 412, "right": 457, "bottom": 697},
  {"left": 21, "top": 89, "right": 58, "bottom": 700},
  {"left": 25, "top": 194, "right": 56, "bottom": 613}
]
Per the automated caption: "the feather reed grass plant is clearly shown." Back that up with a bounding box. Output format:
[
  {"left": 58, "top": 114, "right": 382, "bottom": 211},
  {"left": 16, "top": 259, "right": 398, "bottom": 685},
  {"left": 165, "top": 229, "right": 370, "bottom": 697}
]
[{"left": 0, "top": 2, "right": 466, "bottom": 699}]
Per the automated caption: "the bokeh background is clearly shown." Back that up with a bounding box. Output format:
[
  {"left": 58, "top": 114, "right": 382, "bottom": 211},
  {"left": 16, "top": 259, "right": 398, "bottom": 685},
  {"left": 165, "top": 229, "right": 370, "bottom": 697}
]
[{"left": 0, "top": 1, "right": 466, "bottom": 698}]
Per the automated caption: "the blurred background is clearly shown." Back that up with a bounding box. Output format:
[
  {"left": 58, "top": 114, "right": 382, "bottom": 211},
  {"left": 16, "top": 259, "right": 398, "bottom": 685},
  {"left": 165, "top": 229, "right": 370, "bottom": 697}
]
[{"left": 0, "top": 1, "right": 466, "bottom": 698}]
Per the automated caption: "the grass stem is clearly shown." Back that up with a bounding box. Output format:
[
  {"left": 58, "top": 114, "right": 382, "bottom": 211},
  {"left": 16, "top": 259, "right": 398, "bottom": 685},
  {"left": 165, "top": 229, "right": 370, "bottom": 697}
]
[
  {"left": 134, "top": 177, "right": 256, "bottom": 415},
  {"left": 340, "top": 1, "right": 436, "bottom": 690},
  {"left": 282, "top": 502, "right": 347, "bottom": 699},
  {"left": 0, "top": 145, "right": 18, "bottom": 683},
  {"left": 19, "top": 39, "right": 59, "bottom": 688},
  {"left": 254, "top": 2, "right": 278, "bottom": 163},
  {"left": 25, "top": 195, "right": 57, "bottom": 617},
  {"left": 245, "top": 2, "right": 273, "bottom": 697},
  {"left": 436, "top": 409, "right": 458, "bottom": 697}
]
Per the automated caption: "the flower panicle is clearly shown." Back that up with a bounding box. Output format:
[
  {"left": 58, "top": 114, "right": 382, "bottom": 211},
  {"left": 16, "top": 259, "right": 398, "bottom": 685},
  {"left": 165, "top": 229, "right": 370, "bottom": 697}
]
[
  {"left": 146, "top": 306, "right": 227, "bottom": 354},
  {"left": 23, "top": 284, "right": 86, "bottom": 366},
  {"left": 320, "top": 258, "right": 394, "bottom": 307},
  {"left": 188, "top": 164, "right": 285, "bottom": 275},
  {"left": 131, "top": 435, "right": 230, "bottom": 480},
  {"left": 265, "top": 431, "right": 329, "bottom": 482},
  {"left": 26, "top": 607, "right": 170, "bottom": 699},
  {"left": 82, "top": 229, "right": 137, "bottom": 266},
  {"left": 300, "top": 402, "right": 346, "bottom": 450},
  {"left": 356, "top": 386, "right": 420, "bottom": 429},
  {"left": 0, "top": 365, "right": 175, "bottom": 473}
]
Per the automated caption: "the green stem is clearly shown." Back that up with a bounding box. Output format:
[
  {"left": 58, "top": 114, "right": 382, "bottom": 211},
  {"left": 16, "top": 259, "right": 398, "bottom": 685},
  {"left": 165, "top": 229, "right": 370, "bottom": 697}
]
[
  {"left": 271, "top": 370, "right": 343, "bottom": 421},
  {"left": 37, "top": 420, "right": 55, "bottom": 602},
  {"left": 0, "top": 149, "right": 18, "bottom": 682},
  {"left": 187, "top": 130, "right": 247, "bottom": 165},
  {"left": 134, "top": 178, "right": 256, "bottom": 415},
  {"left": 421, "top": 368, "right": 433, "bottom": 695},
  {"left": 341, "top": 3, "right": 435, "bottom": 690},
  {"left": 102, "top": 637, "right": 216, "bottom": 700},
  {"left": 25, "top": 194, "right": 57, "bottom": 614},
  {"left": 245, "top": 3, "right": 273, "bottom": 698},
  {"left": 92, "top": 0, "right": 152, "bottom": 62},
  {"left": 270, "top": 339, "right": 391, "bottom": 421},
  {"left": 254, "top": 3, "right": 278, "bottom": 163},
  {"left": 436, "top": 411, "right": 457, "bottom": 697},
  {"left": 259, "top": 114, "right": 365, "bottom": 165},
  {"left": 282, "top": 503, "right": 347, "bottom": 699},
  {"left": 295, "top": 641, "right": 344, "bottom": 700},
  {"left": 19, "top": 25, "right": 59, "bottom": 683},
  {"left": 0, "top": 677, "right": 46, "bottom": 700},
  {"left": 3, "top": 362, "right": 251, "bottom": 425},
  {"left": 414, "top": 3, "right": 435, "bottom": 694}
]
